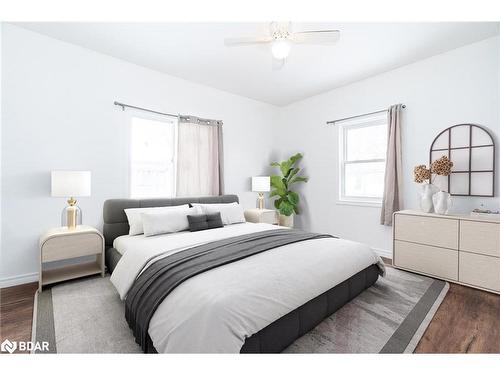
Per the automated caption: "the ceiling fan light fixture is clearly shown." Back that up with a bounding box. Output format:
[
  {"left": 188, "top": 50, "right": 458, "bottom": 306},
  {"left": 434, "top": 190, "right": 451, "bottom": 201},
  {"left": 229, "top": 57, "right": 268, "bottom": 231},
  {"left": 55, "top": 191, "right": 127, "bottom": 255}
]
[{"left": 271, "top": 38, "right": 291, "bottom": 60}]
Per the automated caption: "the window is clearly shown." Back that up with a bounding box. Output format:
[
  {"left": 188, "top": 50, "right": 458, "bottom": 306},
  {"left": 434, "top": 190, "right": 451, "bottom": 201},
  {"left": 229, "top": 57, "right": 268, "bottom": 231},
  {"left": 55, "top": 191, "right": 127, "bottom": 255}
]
[
  {"left": 130, "top": 116, "right": 178, "bottom": 198},
  {"left": 338, "top": 112, "right": 388, "bottom": 206}
]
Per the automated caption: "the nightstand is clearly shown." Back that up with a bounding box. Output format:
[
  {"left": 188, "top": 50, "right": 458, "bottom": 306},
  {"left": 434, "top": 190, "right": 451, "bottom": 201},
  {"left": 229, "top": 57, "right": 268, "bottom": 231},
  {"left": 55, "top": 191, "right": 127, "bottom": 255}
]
[
  {"left": 244, "top": 208, "right": 278, "bottom": 225},
  {"left": 39, "top": 225, "right": 105, "bottom": 290}
]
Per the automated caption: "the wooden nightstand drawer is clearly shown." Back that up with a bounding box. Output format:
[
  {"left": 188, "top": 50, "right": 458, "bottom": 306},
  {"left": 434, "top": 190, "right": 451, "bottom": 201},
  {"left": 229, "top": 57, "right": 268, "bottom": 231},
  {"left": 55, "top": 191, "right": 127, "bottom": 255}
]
[
  {"left": 42, "top": 232, "right": 102, "bottom": 262},
  {"left": 459, "top": 220, "right": 500, "bottom": 257}
]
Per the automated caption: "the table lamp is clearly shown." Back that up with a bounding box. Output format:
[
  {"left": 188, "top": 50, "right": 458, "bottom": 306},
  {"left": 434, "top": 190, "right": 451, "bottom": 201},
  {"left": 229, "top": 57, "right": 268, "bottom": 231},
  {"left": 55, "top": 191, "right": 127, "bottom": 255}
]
[
  {"left": 51, "top": 171, "right": 91, "bottom": 229},
  {"left": 252, "top": 176, "right": 270, "bottom": 210}
]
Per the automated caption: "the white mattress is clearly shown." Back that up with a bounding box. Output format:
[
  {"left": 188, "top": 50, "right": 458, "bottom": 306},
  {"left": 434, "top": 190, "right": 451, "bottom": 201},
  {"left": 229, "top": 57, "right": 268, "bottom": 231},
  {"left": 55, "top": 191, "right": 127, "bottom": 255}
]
[{"left": 110, "top": 223, "right": 385, "bottom": 353}]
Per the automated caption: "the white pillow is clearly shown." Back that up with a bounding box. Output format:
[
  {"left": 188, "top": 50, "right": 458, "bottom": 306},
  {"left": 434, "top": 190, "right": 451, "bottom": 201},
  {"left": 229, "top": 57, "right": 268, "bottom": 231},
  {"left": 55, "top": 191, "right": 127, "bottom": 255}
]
[
  {"left": 141, "top": 206, "right": 201, "bottom": 237},
  {"left": 124, "top": 204, "right": 189, "bottom": 236},
  {"left": 192, "top": 202, "right": 245, "bottom": 225}
]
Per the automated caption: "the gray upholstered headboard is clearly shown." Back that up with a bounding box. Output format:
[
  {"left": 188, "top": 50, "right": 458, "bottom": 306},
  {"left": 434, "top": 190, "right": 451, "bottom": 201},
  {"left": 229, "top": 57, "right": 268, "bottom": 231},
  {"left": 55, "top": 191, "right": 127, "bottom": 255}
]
[{"left": 102, "top": 195, "right": 239, "bottom": 247}]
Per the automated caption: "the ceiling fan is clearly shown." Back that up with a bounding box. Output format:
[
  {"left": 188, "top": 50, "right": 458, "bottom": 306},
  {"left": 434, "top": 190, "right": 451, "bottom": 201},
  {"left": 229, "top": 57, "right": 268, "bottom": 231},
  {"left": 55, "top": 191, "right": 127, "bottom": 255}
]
[{"left": 224, "top": 22, "right": 340, "bottom": 65}]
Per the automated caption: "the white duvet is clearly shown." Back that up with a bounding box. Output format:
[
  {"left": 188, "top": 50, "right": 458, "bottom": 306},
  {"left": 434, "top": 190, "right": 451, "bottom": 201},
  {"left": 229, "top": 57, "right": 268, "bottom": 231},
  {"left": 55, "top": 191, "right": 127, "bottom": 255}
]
[{"left": 110, "top": 223, "right": 385, "bottom": 353}]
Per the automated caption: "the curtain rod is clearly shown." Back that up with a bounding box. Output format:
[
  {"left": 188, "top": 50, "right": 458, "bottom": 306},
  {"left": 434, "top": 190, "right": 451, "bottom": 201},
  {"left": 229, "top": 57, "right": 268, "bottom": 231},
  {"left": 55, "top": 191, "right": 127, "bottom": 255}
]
[
  {"left": 326, "top": 104, "right": 406, "bottom": 125},
  {"left": 114, "top": 101, "right": 178, "bottom": 118},
  {"left": 114, "top": 101, "right": 223, "bottom": 125}
]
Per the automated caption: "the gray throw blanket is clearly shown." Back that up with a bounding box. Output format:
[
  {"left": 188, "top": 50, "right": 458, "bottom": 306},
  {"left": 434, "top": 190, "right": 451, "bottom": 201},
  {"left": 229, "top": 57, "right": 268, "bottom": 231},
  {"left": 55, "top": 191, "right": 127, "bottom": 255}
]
[{"left": 125, "top": 229, "right": 335, "bottom": 352}]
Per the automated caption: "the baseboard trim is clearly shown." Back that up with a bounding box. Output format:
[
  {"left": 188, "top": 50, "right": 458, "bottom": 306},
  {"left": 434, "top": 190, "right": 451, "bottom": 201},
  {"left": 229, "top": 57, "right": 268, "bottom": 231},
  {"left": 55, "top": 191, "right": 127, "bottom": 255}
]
[
  {"left": 372, "top": 247, "right": 392, "bottom": 259},
  {"left": 0, "top": 272, "right": 39, "bottom": 288}
]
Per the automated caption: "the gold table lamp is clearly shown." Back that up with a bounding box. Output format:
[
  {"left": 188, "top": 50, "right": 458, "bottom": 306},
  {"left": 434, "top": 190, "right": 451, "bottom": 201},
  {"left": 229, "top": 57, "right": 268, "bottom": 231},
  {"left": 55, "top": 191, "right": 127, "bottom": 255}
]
[
  {"left": 251, "top": 176, "right": 270, "bottom": 210},
  {"left": 51, "top": 171, "right": 91, "bottom": 229}
]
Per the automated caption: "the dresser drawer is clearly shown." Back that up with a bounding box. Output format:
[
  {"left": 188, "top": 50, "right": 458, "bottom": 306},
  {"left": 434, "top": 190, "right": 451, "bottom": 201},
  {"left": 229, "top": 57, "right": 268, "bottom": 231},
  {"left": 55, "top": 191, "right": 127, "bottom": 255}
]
[
  {"left": 459, "top": 251, "right": 500, "bottom": 292},
  {"left": 394, "top": 214, "right": 458, "bottom": 249},
  {"left": 42, "top": 233, "right": 103, "bottom": 262},
  {"left": 460, "top": 220, "right": 500, "bottom": 257},
  {"left": 394, "top": 240, "right": 458, "bottom": 280}
]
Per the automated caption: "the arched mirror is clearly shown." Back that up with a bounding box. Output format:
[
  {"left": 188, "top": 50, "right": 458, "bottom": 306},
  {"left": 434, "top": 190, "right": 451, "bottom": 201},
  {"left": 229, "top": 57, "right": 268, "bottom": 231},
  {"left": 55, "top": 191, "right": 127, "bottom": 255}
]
[{"left": 429, "top": 124, "right": 495, "bottom": 197}]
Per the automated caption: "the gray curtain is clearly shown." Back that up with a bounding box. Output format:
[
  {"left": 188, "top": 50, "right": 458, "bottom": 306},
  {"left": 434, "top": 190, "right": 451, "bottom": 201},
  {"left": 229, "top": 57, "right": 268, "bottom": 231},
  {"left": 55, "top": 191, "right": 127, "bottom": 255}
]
[
  {"left": 380, "top": 104, "right": 404, "bottom": 225},
  {"left": 176, "top": 116, "right": 224, "bottom": 197}
]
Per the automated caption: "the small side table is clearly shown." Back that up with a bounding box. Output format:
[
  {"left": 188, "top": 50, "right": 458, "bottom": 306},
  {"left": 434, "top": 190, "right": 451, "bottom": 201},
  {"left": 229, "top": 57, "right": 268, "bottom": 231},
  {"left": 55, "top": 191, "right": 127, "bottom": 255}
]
[
  {"left": 39, "top": 225, "right": 105, "bottom": 290},
  {"left": 244, "top": 208, "right": 278, "bottom": 225}
]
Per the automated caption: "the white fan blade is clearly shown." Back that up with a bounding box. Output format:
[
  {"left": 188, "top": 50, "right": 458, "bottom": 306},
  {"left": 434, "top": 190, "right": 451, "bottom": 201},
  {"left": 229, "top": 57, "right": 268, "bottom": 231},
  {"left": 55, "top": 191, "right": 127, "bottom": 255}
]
[
  {"left": 290, "top": 30, "right": 340, "bottom": 45},
  {"left": 224, "top": 36, "right": 273, "bottom": 46}
]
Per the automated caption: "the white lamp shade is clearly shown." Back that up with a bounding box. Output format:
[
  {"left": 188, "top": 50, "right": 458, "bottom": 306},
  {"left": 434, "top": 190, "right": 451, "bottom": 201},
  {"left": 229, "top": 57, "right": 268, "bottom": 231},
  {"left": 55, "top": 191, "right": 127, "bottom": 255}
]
[
  {"left": 252, "top": 176, "right": 270, "bottom": 192},
  {"left": 51, "top": 171, "right": 91, "bottom": 197}
]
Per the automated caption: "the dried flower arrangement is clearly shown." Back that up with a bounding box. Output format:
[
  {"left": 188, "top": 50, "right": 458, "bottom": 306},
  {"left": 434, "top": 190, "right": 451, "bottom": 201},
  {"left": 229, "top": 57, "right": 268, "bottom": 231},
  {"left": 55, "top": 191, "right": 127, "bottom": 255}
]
[
  {"left": 413, "top": 156, "right": 454, "bottom": 184},
  {"left": 413, "top": 165, "right": 431, "bottom": 183},
  {"left": 431, "top": 156, "right": 454, "bottom": 176}
]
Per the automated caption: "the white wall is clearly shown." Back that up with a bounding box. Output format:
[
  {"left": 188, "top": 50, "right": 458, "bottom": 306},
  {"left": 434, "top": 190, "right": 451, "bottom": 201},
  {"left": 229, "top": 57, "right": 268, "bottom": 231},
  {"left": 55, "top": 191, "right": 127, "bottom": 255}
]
[
  {"left": 276, "top": 36, "right": 500, "bottom": 258},
  {"left": 0, "top": 24, "right": 278, "bottom": 286}
]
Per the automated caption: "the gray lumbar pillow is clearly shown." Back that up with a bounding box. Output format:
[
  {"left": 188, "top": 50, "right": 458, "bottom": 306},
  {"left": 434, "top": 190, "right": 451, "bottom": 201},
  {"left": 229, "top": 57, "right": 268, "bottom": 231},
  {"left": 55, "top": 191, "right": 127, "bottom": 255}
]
[{"left": 187, "top": 212, "right": 223, "bottom": 232}]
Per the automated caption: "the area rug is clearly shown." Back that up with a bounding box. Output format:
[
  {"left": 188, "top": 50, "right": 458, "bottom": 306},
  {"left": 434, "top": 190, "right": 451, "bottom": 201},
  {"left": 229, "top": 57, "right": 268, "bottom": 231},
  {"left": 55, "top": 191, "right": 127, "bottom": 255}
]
[{"left": 33, "top": 266, "right": 448, "bottom": 354}]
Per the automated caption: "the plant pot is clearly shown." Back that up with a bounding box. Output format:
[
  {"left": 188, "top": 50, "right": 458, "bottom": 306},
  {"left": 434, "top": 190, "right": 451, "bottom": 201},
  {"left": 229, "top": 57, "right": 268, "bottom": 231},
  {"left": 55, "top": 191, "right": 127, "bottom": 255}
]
[
  {"left": 419, "top": 183, "right": 439, "bottom": 213},
  {"left": 278, "top": 213, "right": 294, "bottom": 228}
]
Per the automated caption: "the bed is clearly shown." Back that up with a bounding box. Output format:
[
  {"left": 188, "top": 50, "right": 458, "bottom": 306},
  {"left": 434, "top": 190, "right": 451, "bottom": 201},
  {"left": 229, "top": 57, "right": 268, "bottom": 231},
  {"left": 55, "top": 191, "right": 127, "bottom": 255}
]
[{"left": 103, "top": 195, "right": 384, "bottom": 353}]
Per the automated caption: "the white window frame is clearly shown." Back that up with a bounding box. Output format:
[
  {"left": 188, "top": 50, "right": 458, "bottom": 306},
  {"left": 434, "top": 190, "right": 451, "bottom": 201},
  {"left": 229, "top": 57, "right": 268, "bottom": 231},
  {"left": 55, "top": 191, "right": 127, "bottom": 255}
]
[
  {"left": 337, "top": 112, "right": 388, "bottom": 207},
  {"left": 129, "top": 113, "right": 179, "bottom": 199}
]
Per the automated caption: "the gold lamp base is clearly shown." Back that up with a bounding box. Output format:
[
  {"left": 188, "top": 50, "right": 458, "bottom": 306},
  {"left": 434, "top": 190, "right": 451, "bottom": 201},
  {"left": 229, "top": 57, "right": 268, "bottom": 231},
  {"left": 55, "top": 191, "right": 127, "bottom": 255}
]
[
  {"left": 62, "top": 197, "right": 81, "bottom": 230},
  {"left": 257, "top": 192, "right": 265, "bottom": 210}
]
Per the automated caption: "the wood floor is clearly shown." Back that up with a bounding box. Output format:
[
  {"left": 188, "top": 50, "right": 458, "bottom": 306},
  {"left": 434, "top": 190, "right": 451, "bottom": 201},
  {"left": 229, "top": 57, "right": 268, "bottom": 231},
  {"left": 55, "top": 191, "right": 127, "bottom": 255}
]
[
  {"left": 0, "top": 282, "right": 38, "bottom": 354},
  {"left": 1, "top": 273, "right": 499, "bottom": 354},
  {"left": 415, "top": 283, "right": 500, "bottom": 353}
]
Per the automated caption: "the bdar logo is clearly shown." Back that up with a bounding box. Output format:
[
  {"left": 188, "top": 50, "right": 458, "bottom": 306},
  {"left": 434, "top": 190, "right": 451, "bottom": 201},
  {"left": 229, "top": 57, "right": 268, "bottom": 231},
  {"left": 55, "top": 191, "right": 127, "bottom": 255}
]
[{"left": 1, "top": 339, "right": 17, "bottom": 353}]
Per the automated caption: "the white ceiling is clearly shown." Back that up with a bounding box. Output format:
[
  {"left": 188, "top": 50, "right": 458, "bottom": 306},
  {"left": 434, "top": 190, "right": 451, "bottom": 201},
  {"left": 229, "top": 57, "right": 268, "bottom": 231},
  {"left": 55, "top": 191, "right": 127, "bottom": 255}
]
[{"left": 16, "top": 22, "right": 500, "bottom": 106}]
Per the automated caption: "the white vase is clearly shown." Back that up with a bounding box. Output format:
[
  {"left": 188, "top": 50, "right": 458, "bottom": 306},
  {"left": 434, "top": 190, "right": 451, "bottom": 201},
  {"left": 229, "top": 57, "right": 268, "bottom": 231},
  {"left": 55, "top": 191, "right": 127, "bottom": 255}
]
[
  {"left": 419, "top": 183, "right": 439, "bottom": 213},
  {"left": 278, "top": 214, "right": 294, "bottom": 228},
  {"left": 433, "top": 191, "right": 452, "bottom": 215}
]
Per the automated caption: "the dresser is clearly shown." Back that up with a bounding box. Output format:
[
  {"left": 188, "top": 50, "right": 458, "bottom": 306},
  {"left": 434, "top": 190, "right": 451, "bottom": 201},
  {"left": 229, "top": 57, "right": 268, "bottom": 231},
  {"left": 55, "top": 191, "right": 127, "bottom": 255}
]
[{"left": 393, "top": 210, "right": 500, "bottom": 294}]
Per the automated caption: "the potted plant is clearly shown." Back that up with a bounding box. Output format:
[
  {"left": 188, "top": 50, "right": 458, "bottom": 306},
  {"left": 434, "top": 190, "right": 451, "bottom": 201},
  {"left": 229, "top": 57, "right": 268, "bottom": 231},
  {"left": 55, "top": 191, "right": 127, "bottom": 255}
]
[
  {"left": 269, "top": 153, "right": 309, "bottom": 227},
  {"left": 413, "top": 155, "right": 453, "bottom": 213}
]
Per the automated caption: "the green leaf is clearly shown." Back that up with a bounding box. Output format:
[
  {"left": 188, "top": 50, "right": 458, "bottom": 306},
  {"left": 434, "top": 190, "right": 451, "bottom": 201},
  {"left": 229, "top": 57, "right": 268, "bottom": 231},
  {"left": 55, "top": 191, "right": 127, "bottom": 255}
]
[
  {"left": 293, "top": 206, "right": 300, "bottom": 215},
  {"left": 270, "top": 175, "right": 285, "bottom": 189},
  {"left": 274, "top": 197, "right": 283, "bottom": 210},
  {"left": 286, "top": 168, "right": 300, "bottom": 182},
  {"left": 270, "top": 161, "right": 281, "bottom": 168},
  {"left": 289, "top": 153, "right": 303, "bottom": 166},
  {"left": 278, "top": 200, "right": 294, "bottom": 216},
  {"left": 270, "top": 175, "right": 287, "bottom": 197},
  {"left": 289, "top": 176, "right": 308, "bottom": 185},
  {"left": 280, "top": 160, "right": 292, "bottom": 177},
  {"left": 282, "top": 177, "right": 288, "bottom": 190},
  {"left": 288, "top": 191, "right": 299, "bottom": 205},
  {"left": 269, "top": 189, "right": 280, "bottom": 198}
]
